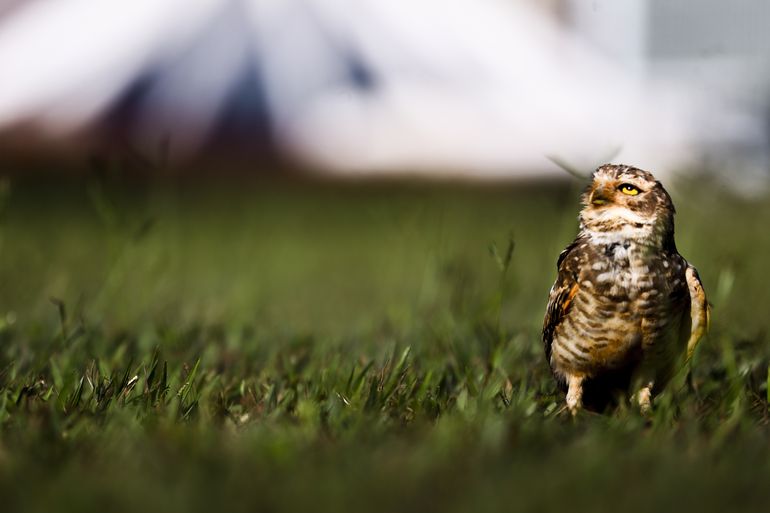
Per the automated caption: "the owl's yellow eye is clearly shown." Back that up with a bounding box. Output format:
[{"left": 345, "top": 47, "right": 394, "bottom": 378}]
[{"left": 618, "top": 184, "right": 640, "bottom": 196}]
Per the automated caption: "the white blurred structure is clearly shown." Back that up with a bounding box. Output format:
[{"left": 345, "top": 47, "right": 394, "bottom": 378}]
[
  {"left": 0, "top": 0, "right": 766, "bottom": 179},
  {"left": 567, "top": 0, "right": 770, "bottom": 182}
]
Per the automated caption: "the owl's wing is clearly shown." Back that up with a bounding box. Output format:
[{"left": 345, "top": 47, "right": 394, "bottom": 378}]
[
  {"left": 543, "top": 241, "right": 581, "bottom": 364},
  {"left": 685, "top": 264, "right": 709, "bottom": 361}
]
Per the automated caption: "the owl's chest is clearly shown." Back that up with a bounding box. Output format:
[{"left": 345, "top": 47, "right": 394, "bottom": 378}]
[
  {"left": 577, "top": 239, "right": 684, "bottom": 349},
  {"left": 586, "top": 241, "right": 660, "bottom": 301},
  {"left": 556, "top": 241, "right": 683, "bottom": 374}
]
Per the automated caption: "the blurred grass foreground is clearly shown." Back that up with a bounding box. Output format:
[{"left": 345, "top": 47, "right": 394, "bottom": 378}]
[{"left": 0, "top": 172, "right": 769, "bottom": 513}]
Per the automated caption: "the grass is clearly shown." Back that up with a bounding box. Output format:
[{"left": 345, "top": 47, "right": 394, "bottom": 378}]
[{"left": 0, "top": 172, "right": 769, "bottom": 512}]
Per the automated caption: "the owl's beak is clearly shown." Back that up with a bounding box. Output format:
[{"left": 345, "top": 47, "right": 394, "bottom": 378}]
[{"left": 590, "top": 186, "right": 613, "bottom": 206}]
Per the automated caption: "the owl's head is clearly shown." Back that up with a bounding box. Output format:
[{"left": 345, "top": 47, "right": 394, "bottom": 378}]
[{"left": 579, "top": 164, "right": 675, "bottom": 247}]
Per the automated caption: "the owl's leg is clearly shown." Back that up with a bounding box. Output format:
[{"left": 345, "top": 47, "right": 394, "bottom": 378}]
[
  {"left": 635, "top": 382, "right": 654, "bottom": 415},
  {"left": 565, "top": 374, "right": 584, "bottom": 415}
]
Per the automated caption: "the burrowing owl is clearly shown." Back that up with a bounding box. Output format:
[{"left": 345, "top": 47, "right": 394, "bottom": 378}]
[{"left": 543, "top": 164, "right": 708, "bottom": 414}]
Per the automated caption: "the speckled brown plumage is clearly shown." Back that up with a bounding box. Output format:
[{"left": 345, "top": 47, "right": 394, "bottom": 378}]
[{"left": 543, "top": 164, "right": 709, "bottom": 414}]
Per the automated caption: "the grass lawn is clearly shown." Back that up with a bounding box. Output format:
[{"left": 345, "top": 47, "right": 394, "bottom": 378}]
[{"left": 0, "top": 172, "right": 768, "bottom": 512}]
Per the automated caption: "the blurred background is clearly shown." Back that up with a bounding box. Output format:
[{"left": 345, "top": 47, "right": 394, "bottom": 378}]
[
  {"left": 0, "top": 0, "right": 768, "bottom": 184},
  {"left": 0, "top": 0, "right": 769, "bottom": 331}
]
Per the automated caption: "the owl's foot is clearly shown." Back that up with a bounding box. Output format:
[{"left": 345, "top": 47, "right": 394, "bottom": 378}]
[
  {"left": 635, "top": 383, "right": 653, "bottom": 415},
  {"left": 565, "top": 375, "right": 584, "bottom": 416}
]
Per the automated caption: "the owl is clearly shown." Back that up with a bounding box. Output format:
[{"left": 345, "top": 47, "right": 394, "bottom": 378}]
[{"left": 543, "top": 164, "right": 709, "bottom": 414}]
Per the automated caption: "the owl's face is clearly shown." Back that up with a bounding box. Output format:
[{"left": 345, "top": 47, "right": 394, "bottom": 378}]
[{"left": 579, "top": 164, "right": 675, "bottom": 245}]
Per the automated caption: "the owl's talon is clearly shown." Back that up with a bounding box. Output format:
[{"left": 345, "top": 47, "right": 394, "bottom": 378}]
[
  {"left": 636, "top": 384, "right": 653, "bottom": 415},
  {"left": 566, "top": 375, "right": 584, "bottom": 416}
]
